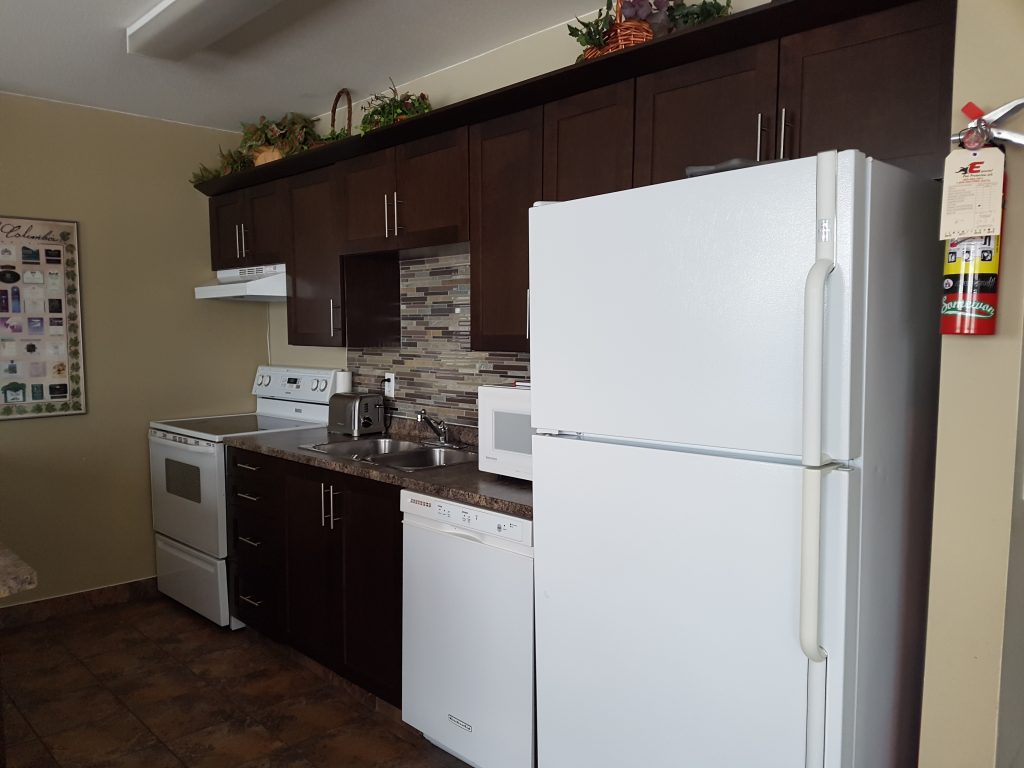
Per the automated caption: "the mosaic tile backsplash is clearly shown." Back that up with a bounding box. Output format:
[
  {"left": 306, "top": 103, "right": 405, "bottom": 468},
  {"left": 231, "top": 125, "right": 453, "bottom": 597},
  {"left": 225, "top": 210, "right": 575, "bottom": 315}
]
[{"left": 347, "top": 250, "right": 530, "bottom": 426}]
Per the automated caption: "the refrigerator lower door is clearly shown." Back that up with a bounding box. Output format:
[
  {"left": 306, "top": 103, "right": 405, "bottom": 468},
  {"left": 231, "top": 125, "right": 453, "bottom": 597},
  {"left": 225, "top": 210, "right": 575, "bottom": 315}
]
[{"left": 533, "top": 436, "right": 849, "bottom": 768}]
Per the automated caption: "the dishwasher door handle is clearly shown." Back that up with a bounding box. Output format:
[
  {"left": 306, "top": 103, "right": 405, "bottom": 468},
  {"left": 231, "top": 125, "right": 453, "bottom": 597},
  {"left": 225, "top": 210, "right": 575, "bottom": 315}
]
[{"left": 402, "top": 519, "right": 485, "bottom": 545}]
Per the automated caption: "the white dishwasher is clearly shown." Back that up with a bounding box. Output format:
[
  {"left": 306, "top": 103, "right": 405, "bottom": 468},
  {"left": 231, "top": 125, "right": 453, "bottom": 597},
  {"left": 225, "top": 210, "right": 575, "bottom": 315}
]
[{"left": 401, "top": 490, "right": 535, "bottom": 768}]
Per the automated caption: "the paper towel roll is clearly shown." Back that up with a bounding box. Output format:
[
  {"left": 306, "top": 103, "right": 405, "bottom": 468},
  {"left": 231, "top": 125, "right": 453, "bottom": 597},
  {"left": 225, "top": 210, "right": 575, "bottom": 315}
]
[{"left": 335, "top": 371, "right": 353, "bottom": 393}]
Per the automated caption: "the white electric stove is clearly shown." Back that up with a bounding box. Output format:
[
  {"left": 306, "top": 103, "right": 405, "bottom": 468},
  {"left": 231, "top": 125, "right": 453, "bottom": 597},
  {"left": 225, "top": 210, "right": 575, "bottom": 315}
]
[{"left": 148, "top": 365, "right": 348, "bottom": 627}]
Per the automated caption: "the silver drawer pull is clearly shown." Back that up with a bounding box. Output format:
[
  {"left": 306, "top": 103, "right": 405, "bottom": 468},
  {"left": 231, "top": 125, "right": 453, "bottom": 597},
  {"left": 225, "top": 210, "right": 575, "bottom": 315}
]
[
  {"left": 236, "top": 492, "right": 261, "bottom": 502},
  {"left": 239, "top": 536, "right": 261, "bottom": 548},
  {"left": 237, "top": 463, "right": 260, "bottom": 471},
  {"left": 239, "top": 595, "right": 263, "bottom": 607}
]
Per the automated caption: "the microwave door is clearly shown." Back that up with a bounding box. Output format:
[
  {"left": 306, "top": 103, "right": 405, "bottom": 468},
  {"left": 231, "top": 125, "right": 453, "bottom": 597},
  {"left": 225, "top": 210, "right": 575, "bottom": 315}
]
[{"left": 478, "top": 386, "right": 534, "bottom": 480}]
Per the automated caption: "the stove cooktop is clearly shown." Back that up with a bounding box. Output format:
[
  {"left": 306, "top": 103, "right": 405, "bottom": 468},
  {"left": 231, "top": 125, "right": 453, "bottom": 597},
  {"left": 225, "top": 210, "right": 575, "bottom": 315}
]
[{"left": 151, "top": 413, "right": 320, "bottom": 442}]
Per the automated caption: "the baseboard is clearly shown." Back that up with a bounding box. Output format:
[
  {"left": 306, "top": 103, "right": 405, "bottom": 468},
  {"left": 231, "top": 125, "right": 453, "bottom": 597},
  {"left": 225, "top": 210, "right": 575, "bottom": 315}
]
[{"left": 0, "top": 577, "right": 158, "bottom": 630}]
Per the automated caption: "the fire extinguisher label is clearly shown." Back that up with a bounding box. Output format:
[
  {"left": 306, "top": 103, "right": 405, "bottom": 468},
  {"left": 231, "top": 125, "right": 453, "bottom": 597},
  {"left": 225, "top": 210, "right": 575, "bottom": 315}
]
[
  {"left": 940, "top": 235, "right": 1001, "bottom": 334},
  {"left": 940, "top": 147, "right": 1005, "bottom": 240}
]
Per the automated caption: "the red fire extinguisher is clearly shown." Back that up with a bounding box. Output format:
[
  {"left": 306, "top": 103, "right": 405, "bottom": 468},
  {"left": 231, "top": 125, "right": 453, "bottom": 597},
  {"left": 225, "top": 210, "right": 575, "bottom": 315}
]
[{"left": 940, "top": 101, "right": 1014, "bottom": 335}]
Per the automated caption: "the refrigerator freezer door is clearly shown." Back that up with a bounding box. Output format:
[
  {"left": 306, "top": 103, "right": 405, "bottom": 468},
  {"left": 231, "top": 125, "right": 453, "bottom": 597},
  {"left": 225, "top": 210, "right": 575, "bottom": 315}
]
[
  {"left": 529, "top": 153, "right": 858, "bottom": 461},
  {"left": 533, "top": 436, "right": 848, "bottom": 768}
]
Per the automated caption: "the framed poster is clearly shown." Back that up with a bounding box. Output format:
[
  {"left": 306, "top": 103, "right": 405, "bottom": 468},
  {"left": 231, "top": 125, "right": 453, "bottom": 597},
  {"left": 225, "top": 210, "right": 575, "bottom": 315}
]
[{"left": 0, "top": 216, "right": 85, "bottom": 419}]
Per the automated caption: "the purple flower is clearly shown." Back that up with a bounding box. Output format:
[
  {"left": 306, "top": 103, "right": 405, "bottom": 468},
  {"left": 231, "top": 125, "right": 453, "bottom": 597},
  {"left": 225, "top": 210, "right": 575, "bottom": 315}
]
[{"left": 621, "top": 0, "right": 651, "bottom": 19}]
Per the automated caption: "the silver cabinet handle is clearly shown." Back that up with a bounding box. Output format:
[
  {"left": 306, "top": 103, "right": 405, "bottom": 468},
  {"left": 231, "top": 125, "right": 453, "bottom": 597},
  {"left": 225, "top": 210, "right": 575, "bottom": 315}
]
[
  {"left": 755, "top": 113, "right": 764, "bottom": 162},
  {"left": 239, "top": 536, "right": 261, "bottom": 548},
  {"left": 236, "top": 492, "right": 261, "bottom": 502},
  {"left": 779, "top": 107, "right": 789, "bottom": 160},
  {"left": 240, "top": 224, "right": 247, "bottom": 259},
  {"left": 384, "top": 194, "right": 390, "bottom": 237},
  {"left": 320, "top": 482, "right": 327, "bottom": 527},
  {"left": 328, "top": 486, "right": 342, "bottom": 530},
  {"left": 329, "top": 298, "right": 335, "bottom": 338},
  {"left": 239, "top": 595, "right": 263, "bottom": 607},
  {"left": 234, "top": 224, "right": 240, "bottom": 259},
  {"left": 526, "top": 288, "right": 530, "bottom": 340},
  {"left": 237, "top": 463, "right": 260, "bottom": 472},
  {"left": 393, "top": 191, "right": 401, "bottom": 235}
]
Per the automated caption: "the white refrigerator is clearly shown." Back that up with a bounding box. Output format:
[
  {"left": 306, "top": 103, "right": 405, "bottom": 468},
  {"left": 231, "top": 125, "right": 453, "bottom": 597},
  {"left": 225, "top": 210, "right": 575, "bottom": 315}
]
[{"left": 529, "top": 151, "right": 940, "bottom": 768}]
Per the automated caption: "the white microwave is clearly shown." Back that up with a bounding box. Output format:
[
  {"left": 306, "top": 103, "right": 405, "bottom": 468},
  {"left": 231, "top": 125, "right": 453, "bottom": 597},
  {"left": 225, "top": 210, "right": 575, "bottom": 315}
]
[{"left": 478, "top": 384, "right": 534, "bottom": 481}]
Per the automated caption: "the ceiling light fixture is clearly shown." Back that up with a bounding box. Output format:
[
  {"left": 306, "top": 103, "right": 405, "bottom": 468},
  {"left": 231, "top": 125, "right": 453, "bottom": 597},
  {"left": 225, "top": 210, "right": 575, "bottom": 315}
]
[{"left": 126, "top": 0, "right": 286, "bottom": 60}]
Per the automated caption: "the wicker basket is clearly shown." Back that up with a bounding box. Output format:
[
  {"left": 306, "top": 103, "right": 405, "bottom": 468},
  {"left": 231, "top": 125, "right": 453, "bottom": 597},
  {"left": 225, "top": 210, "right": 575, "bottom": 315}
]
[
  {"left": 252, "top": 146, "right": 283, "bottom": 165},
  {"left": 583, "top": 0, "right": 654, "bottom": 60},
  {"left": 329, "top": 88, "right": 352, "bottom": 137}
]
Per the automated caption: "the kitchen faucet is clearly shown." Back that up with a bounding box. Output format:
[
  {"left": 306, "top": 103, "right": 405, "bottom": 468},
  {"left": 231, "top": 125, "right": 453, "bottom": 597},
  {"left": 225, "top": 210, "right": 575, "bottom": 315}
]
[{"left": 417, "top": 409, "right": 450, "bottom": 445}]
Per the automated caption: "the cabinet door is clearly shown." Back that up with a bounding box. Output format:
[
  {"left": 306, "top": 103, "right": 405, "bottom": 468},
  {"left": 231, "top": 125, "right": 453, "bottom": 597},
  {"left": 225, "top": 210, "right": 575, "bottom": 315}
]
[
  {"left": 634, "top": 42, "right": 779, "bottom": 186},
  {"left": 395, "top": 127, "right": 470, "bottom": 248},
  {"left": 343, "top": 253, "right": 400, "bottom": 348},
  {"left": 470, "top": 107, "right": 542, "bottom": 353},
  {"left": 209, "top": 191, "right": 244, "bottom": 270},
  {"left": 335, "top": 148, "right": 396, "bottom": 254},
  {"left": 342, "top": 476, "right": 402, "bottom": 706},
  {"left": 287, "top": 169, "right": 345, "bottom": 347},
  {"left": 285, "top": 466, "right": 343, "bottom": 671},
  {"left": 778, "top": 0, "right": 955, "bottom": 177},
  {"left": 543, "top": 81, "right": 635, "bottom": 201},
  {"left": 243, "top": 180, "right": 292, "bottom": 266}
]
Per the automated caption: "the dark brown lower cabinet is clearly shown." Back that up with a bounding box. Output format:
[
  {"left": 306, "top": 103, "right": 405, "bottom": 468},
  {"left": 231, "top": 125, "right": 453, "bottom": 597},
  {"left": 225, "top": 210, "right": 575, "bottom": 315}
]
[
  {"left": 228, "top": 449, "right": 403, "bottom": 706},
  {"left": 284, "top": 464, "right": 344, "bottom": 668},
  {"left": 340, "top": 476, "right": 403, "bottom": 705}
]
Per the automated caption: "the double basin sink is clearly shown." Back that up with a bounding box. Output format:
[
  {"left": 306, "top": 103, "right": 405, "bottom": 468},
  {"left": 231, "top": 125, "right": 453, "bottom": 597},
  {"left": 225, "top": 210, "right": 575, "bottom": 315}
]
[{"left": 299, "top": 437, "right": 476, "bottom": 472}]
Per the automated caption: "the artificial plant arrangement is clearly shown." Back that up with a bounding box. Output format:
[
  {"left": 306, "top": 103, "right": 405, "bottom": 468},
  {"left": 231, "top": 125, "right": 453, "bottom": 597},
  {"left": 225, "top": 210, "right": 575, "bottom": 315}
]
[
  {"left": 240, "top": 112, "right": 320, "bottom": 165},
  {"left": 567, "top": 0, "right": 616, "bottom": 56},
  {"left": 360, "top": 79, "right": 432, "bottom": 133},
  {"left": 189, "top": 146, "right": 253, "bottom": 185},
  {"left": 568, "top": 0, "right": 731, "bottom": 60}
]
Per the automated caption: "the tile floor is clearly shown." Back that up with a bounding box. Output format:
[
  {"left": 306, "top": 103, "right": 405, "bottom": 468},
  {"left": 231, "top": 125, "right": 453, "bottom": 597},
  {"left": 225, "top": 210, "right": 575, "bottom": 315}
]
[{"left": 1, "top": 597, "right": 468, "bottom": 768}]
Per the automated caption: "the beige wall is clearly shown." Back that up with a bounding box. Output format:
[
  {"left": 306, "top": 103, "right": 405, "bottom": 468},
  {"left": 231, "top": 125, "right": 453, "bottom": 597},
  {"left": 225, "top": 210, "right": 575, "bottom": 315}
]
[
  {"left": 0, "top": 93, "right": 269, "bottom": 607},
  {"left": 919, "top": 1, "right": 1024, "bottom": 766}
]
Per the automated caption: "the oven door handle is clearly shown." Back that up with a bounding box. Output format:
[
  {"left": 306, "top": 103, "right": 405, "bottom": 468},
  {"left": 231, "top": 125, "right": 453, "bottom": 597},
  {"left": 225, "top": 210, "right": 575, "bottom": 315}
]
[{"left": 148, "top": 435, "right": 218, "bottom": 456}]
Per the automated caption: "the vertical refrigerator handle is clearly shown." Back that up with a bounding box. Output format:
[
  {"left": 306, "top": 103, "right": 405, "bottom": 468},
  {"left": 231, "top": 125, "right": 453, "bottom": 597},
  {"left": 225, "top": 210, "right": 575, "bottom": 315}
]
[
  {"left": 802, "top": 152, "right": 838, "bottom": 467},
  {"left": 800, "top": 468, "right": 827, "bottom": 664}
]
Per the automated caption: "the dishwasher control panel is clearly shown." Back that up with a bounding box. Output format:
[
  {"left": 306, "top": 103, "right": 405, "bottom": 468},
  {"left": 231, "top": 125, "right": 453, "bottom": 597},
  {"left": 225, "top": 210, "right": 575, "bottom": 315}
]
[{"left": 401, "top": 491, "right": 532, "bottom": 545}]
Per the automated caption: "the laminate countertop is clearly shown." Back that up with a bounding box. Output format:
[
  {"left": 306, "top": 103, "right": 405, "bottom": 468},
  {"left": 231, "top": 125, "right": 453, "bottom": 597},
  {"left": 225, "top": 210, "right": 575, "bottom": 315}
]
[
  {"left": 224, "top": 426, "right": 533, "bottom": 520},
  {"left": 0, "top": 542, "right": 37, "bottom": 599}
]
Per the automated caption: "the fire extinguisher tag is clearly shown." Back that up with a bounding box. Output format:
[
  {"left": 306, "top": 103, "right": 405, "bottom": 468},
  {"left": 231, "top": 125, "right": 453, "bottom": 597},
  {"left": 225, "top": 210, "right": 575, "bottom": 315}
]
[{"left": 939, "top": 147, "right": 1005, "bottom": 240}]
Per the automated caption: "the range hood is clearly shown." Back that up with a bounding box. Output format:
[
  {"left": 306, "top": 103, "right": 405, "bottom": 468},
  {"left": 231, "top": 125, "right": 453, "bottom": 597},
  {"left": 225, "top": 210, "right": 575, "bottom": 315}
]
[{"left": 194, "top": 264, "right": 287, "bottom": 302}]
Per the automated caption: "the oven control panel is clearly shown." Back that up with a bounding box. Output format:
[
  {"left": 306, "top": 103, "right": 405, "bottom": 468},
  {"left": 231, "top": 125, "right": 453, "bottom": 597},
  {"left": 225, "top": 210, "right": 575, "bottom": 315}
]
[{"left": 251, "top": 366, "right": 351, "bottom": 403}]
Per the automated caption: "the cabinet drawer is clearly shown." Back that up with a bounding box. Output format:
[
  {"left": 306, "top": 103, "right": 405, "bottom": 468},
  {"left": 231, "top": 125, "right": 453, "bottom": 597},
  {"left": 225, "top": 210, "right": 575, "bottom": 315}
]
[
  {"left": 232, "top": 566, "right": 284, "bottom": 638},
  {"left": 234, "top": 514, "right": 284, "bottom": 560}
]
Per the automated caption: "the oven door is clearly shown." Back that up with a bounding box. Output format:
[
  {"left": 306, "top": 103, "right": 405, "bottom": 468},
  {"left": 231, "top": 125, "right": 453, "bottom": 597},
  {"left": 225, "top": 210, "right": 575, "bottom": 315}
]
[{"left": 149, "top": 429, "right": 227, "bottom": 558}]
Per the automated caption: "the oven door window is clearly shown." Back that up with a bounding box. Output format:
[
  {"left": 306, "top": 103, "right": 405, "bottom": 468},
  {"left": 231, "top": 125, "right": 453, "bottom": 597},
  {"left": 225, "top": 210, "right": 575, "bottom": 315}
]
[{"left": 165, "top": 458, "right": 202, "bottom": 504}]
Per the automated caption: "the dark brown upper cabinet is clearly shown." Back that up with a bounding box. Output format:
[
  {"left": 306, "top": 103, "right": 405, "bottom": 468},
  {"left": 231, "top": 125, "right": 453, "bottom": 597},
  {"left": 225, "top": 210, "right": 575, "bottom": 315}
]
[
  {"left": 634, "top": 42, "right": 780, "bottom": 186},
  {"left": 544, "top": 81, "right": 635, "bottom": 201},
  {"left": 286, "top": 170, "right": 400, "bottom": 348},
  {"left": 209, "top": 180, "right": 292, "bottom": 270},
  {"left": 343, "top": 252, "right": 400, "bottom": 348},
  {"left": 777, "top": 0, "right": 955, "bottom": 178},
  {"left": 470, "top": 107, "right": 543, "bottom": 353},
  {"left": 286, "top": 169, "right": 345, "bottom": 347},
  {"left": 334, "top": 127, "right": 469, "bottom": 254}
]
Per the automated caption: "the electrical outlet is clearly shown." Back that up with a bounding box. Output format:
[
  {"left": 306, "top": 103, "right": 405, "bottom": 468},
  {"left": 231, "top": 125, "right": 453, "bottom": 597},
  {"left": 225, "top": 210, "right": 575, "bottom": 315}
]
[{"left": 383, "top": 372, "right": 396, "bottom": 398}]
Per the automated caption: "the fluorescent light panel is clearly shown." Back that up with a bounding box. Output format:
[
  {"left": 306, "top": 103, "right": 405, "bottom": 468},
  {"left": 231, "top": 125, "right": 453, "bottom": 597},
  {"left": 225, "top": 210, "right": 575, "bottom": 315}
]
[{"left": 126, "top": 0, "right": 286, "bottom": 60}]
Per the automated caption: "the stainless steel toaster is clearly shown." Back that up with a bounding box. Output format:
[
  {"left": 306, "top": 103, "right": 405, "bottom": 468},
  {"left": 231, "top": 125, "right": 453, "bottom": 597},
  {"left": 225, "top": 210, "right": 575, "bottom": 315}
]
[{"left": 328, "top": 393, "right": 384, "bottom": 436}]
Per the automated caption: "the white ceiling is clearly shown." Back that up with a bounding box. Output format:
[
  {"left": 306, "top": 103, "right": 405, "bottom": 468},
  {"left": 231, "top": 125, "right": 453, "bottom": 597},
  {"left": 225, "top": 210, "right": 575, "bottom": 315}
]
[{"left": 0, "top": 0, "right": 600, "bottom": 132}]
